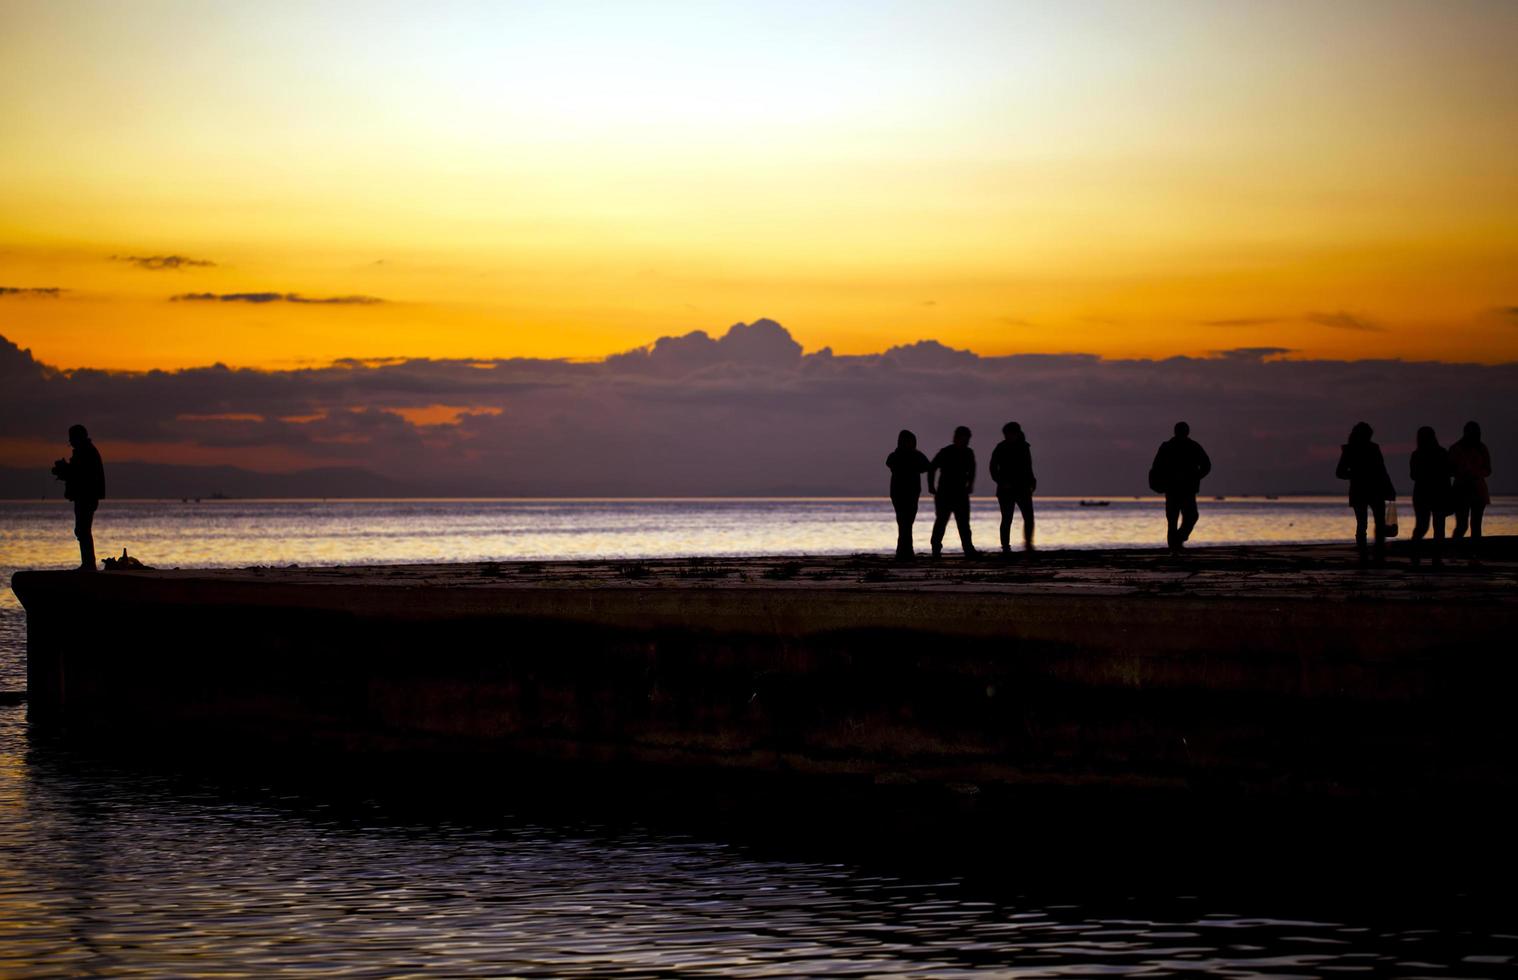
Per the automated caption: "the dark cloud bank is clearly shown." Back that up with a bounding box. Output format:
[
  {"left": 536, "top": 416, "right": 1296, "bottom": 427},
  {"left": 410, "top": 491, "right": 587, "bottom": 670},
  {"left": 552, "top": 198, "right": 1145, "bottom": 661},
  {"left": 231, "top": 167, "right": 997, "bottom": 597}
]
[{"left": 2, "top": 320, "right": 1513, "bottom": 498}]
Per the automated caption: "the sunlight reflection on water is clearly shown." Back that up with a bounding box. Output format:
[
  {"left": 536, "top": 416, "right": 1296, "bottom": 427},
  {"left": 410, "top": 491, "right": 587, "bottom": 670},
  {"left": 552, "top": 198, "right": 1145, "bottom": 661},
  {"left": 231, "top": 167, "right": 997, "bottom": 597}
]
[
  {"left": 2, "top": 499, "right": 1516, "bottom": 975},
  {"left": 4, "top": 496, "right": 1511, "bottom": 586}
]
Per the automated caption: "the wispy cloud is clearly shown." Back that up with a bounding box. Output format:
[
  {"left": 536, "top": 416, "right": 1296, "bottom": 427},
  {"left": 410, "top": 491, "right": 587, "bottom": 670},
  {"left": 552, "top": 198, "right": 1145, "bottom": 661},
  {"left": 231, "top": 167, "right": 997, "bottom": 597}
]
[
  {"left": 1213, "top": 347, "right": 1295, "bottom": 360},
  {"left": 1202, "top": 316, "right": 1284, "bottom": 328},
  {"left": 1303, "top": 310, "right": 1383, "bottom": 332},
  {"left": 114, "top": 254, "right": 217, "bottom": 271},
  {"left": 171, "top": 292, "right": 383, "bottom": 305},
  {"left": 0, "top": 286, "right": 64, "bottom": 298}
]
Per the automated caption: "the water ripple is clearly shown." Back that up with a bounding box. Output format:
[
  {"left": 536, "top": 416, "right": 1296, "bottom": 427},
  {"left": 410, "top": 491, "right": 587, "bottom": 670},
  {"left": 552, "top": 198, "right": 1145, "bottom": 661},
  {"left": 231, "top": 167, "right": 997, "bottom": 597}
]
[{"left": 0, "top": 708, "right": 1513, "bottom": 977}]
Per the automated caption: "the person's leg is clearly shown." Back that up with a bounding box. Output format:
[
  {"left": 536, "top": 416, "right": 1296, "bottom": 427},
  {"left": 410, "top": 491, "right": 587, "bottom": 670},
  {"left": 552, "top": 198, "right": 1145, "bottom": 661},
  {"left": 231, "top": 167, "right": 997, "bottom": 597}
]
[
  {"left": 893, "top": 496, "right": 916, "bottom": 558},
  {"left": 1018, "top": 494, "right": 1035, "bottom": 548},
  {"left": 1412, "top": 500, "right": 1430, "bottom": 541},
  {"left": 1410, "top": 499, "right": 1430, "bottom": 564},
  {"left": 1352, "top": 501, "right": 1369, "bottom": 560},
  {"left": 1370, "top": 500, "right": 1387, "bottom": 560},
  {"left": 954, "top": 498, "right": 975, "bottom": 555},
  {"left": 1451, "top": 497, "right": 1470, "bottom": 539},
  {"left": 74, "top": 499, "right": 97, "bottom": 570},
  {"left": 930, "top": 496, "right": 951, "bottom": 555},
  {"left": 1165, "top": 496, "right": 1181, "bottom": 550},
  {"left": 1178, "top": 495, "right": 1199, "bottom": 544},
  {"left": 1432, "top": 507, "right": 1446, "bottom": 565},
  {"left": 997, "top": 493, "right": 1013, "bottom": 552},
  {"left": 1471, "top": 501, "right": 1485, "bottom": 539}
]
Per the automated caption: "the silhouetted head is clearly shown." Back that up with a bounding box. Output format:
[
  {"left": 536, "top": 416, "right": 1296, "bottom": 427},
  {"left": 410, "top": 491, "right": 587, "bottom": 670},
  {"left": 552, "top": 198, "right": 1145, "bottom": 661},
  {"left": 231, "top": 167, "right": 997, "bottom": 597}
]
[
  {"left": 1463, "top": 420, "right": 1482, "bottom": 442},
  {"left": 1416, "top": 425, "right": 1439, "bottom": 451},
  {"left": 67, "top": 424, "right": 89, "bottom": 447},
  {"left": 1002, "top": 421, "right": 1023, "bottom": 440},
  {"left": 1173, "top": 421, "right": 1190, "bottom": 438},
  {"left": 897, "top": 429, "right": 916, "bottom": 451},
  {"left": 953, "top": 425, "right": 971, "bottom": 447},
  {"left": 1349, "top": 421, "right": 1373, "bottom": 444}
]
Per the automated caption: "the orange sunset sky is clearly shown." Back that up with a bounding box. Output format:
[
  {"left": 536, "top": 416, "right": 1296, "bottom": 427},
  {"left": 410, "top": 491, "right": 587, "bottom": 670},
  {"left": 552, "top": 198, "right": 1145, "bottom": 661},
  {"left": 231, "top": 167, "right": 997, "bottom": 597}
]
[{"left": 2, "top": 0, "right": 1516, "bottom": 371}]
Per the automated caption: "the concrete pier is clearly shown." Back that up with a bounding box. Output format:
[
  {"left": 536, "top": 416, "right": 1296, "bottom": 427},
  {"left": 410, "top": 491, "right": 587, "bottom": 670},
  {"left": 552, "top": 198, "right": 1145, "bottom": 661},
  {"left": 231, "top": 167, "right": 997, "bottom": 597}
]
[{"left": 13, "top": 541, "right": 1518, "bottom": 802}]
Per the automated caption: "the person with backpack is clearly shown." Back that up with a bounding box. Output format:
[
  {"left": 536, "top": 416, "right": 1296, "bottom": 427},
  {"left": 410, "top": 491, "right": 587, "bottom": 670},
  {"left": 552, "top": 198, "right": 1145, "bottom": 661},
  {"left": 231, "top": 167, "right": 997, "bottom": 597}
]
[{"left": 1149, "top": 421, "right": 1211, "bottom": 553}]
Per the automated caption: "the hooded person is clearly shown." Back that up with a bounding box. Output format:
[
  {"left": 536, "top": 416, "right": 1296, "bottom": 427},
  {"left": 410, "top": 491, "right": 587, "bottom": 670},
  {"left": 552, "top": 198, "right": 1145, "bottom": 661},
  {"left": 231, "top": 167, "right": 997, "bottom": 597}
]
[
  {"left": 1448, "top": 420, "right": 1492, "bottom": 545},
  {"left": 1408, "top": 425, "right": 1451, "bottom": 565},
  {"left": 989, "top": 421, "right": 1036, "bottom": 552},
  {"left": 1335, "top": 421, "right": 1396, "bottom": 562},
  {"left": 885, "top": 429, "right": 931, "bottom": 560}
]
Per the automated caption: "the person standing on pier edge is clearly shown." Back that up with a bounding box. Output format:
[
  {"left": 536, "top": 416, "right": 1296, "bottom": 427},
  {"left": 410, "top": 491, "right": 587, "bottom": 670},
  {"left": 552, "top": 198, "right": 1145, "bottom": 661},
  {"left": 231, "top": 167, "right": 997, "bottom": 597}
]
[
  {"left": 886, "top": 429, "right": 931, "bottom": 560},
  {"left": 1408, "top": 425, "right": 1451, "bottom": 566},
  {"left": 1448, "top": 420, "right": 1491, "bottom": 551},
  {"left": 1335, "top": 421, "right": 1396, "bottom": 564},
  {"left": 1149, "top": 421, "right": 1211, "bottom": 553},
  {"left": 928, "top": 425, "right": 977, "bottom": 558},
  {"left": 51, "top": 424, "right": 105, "bottom": 571},
  {"left": 989, "top": 421, "right": 1036, "bottom": 553}
]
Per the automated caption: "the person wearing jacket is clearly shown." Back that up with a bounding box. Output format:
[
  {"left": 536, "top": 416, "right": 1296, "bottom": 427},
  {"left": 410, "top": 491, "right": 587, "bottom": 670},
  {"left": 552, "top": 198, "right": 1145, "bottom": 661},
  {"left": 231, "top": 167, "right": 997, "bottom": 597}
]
[
  {"left": 1448, "top": 420, "right": 1492, "bottom": 547},
  {"left": 1335, "top": 421, "right": 1395, "bottom": 563},
  {"left": 1149, "top": 421, "right": 1211, "bottom": 553},
  {"left": 51, "top": 424, "right": 106, "bottom": 571},
  {"left": 989, "top": 421, "right": 1036, "bottom": 553},
  {"left": 928, "top": 426, "right": 977, "bottom": 558},
  {"left": 1408, "top": 425, "right": 1451, "bottom": 566}
]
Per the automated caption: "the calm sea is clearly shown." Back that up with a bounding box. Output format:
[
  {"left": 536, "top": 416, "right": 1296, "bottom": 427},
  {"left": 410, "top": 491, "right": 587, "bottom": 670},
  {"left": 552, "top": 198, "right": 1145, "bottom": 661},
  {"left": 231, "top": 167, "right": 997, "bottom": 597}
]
[{"left": 2, "top": 497, "right": 1515, "bottom": 976}]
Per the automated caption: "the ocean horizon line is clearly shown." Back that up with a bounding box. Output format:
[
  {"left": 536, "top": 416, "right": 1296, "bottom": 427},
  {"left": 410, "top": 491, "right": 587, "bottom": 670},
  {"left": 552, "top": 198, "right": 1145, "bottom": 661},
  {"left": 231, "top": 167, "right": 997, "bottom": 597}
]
[{"left": 0, "top": 492, "right": 1460, "bottom": 504}]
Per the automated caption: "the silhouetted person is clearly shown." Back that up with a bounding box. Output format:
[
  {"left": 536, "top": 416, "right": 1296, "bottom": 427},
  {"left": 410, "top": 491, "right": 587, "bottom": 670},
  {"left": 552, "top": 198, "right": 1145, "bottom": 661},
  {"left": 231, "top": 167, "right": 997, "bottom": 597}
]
[
  {"left": 886, "top": 429, "right": 931, "bottom": 560},
  {"left": 1149, "top": 421, "right": 1211, "bottom": 552},
  {"left": 989, "top": 421, "right": 1036, "bottom": 552},
  {"left": 1335, "top": 421, "right": 1395, "bottom": 563},
  {"left": 928, "top": 425, "right": 977, "bottom": 557},
  {"left": 51, "top": 424, "right": 105, "bottom": 571},
  {"left": 1409, "top": 426, "right": 1451, "bottom": 566},
  {"left": 1449, "top": 420, "right": 1491, "bottom": 549}
]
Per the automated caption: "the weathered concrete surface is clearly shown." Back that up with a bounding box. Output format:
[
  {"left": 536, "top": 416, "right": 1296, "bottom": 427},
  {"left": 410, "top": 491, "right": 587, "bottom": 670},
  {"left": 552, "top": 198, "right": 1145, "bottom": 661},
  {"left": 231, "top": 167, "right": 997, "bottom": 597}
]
[{"left": 13, "top": 540, "right": 1518, "bottom": 802}]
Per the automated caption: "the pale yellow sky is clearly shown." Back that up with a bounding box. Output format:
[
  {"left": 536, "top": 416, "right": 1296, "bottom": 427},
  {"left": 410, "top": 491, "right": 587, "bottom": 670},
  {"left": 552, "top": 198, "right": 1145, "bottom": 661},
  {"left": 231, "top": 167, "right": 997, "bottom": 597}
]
[{"left": 2, "top": 0, "right": 1515, "bottom": 369}]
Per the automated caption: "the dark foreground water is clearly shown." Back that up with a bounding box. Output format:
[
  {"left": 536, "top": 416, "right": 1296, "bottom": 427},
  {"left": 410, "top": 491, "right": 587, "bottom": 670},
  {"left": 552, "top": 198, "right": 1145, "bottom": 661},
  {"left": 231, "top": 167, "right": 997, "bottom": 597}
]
[{"left": 2, "top": 705, "right": 1515, "bottom": 978}]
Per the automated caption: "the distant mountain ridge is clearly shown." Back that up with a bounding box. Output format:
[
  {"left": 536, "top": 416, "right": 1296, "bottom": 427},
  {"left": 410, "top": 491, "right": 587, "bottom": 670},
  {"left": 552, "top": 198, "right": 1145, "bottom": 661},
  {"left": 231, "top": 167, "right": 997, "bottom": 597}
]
[{"left": 0, "top": 463, "right": 414, "bottom": 500}]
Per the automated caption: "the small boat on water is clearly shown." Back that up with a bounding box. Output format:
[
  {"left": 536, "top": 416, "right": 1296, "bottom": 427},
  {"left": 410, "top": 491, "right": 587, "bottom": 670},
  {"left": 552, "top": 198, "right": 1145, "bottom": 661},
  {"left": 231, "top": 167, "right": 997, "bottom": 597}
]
[{"left": 1078, "top": 499, "right": 1111, "bottom": 507}]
